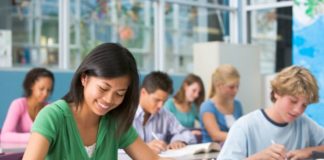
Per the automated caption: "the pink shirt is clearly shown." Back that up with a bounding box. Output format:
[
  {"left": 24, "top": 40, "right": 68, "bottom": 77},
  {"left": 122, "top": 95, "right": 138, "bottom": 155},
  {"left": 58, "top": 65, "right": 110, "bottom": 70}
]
[{"left": 1, "top": 97, "right": 34, "bottom": 143}]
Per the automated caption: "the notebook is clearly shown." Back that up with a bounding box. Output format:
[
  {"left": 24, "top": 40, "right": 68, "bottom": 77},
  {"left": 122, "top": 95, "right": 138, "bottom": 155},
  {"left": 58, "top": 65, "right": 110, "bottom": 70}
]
[{"left": 159, "top": 142, "right": 221, "bottom": 157}]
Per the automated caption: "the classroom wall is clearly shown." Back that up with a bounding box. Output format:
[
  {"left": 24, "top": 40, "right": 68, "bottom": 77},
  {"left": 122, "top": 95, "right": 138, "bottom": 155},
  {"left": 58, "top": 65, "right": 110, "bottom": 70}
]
[
  {"left": 193, "top": 42, "right": 262, "bottom": 114},
  {"left": 0, "top": 69, "right": 185, "bottom": 128},
  {"left": 293, "top": 3, "right": 324, "bottom": 126}
]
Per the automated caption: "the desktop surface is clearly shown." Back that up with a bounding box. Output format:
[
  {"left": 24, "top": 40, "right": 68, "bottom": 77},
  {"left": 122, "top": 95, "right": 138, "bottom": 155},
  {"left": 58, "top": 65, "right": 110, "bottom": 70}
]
[
  {"left": 0, "top": 142, "right": 26, "bottom": 154},
  {"left": 118, "top": 150, "right": 218, "bottom": 160}
]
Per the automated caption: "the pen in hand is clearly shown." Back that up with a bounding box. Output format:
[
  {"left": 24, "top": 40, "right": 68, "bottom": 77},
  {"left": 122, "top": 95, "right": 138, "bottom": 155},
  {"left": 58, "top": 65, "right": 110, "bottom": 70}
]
[
  {"left": 271, "top": 140, "right": 276, "bottom": 145},
  {"left": 151, "top": 132, "right": 167, "bottom": 153},
  {"left": 151, "top": 132, "right": 160, "bottom": 140},
  {"left": 271, "top": 140, "right": 287, "bottom": 160}
]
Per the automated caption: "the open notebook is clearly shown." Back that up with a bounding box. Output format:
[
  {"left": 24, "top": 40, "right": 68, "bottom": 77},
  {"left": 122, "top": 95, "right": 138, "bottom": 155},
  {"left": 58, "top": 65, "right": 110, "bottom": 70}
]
[{"left": 159, "top": 142, "right": 221, "bottom": 158}]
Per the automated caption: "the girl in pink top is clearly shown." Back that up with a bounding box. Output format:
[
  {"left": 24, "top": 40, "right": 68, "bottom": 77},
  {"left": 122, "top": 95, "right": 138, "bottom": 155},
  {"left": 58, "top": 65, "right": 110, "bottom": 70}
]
[{"left": 1, "top": 68, "right": 54, "bottom": 143}]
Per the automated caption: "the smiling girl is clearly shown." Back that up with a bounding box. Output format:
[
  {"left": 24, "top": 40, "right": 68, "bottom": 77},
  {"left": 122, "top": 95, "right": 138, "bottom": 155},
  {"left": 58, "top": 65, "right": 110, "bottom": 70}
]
[{"left": 23, "top": 43, "right": 164, "bottom": 160}]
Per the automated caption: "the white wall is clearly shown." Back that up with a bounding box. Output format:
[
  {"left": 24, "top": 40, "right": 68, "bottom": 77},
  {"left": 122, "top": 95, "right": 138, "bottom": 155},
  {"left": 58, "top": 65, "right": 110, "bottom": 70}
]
[{"left": 193, "top": 41, "right": 262, "bottom": 114}]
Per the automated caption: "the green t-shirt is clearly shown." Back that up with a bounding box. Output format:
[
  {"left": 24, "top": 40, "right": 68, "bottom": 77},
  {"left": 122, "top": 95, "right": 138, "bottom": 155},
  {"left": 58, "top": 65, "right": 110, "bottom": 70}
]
[{"left": 32, "top": 100, "right": 138, "bottom": 160}]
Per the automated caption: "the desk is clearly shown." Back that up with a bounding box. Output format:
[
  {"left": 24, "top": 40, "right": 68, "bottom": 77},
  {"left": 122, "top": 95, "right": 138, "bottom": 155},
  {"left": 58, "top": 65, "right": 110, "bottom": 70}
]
[
  {"left": 174, "top": 152, "right": 218, "bottom": 160},
  {"left": 0, "top": 142, "right": 26, "bottom": 154},
  {"left": 118, "top": 151, "right": 218, "bottom": 160}
]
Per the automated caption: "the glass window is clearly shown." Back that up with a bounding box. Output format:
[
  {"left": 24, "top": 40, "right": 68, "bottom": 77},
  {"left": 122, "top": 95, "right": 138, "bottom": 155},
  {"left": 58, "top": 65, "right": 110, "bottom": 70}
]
[
  {"left": 70, "top": 0, "right": 154, "bottom": 71},
  {"left": 1, "top": 0, "right": 233, "bottom": 73},
  {"left": 248, "top": 6, "right": 292, "bottom": 74},
  {"left": 249, "top": 0, "right": 278, "bottom": 5},
  {"left": 0, "top": 0, "right": 59, "bottom": 67},
  {"left": 164, "top": 2, "right": 229, "bottom": 73}
]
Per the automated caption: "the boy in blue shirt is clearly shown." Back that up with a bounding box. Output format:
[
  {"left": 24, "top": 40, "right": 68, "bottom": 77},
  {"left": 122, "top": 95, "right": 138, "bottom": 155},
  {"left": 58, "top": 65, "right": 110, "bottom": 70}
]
[{"left": 219, "top": 66, "right": 324, "bottom": 160}]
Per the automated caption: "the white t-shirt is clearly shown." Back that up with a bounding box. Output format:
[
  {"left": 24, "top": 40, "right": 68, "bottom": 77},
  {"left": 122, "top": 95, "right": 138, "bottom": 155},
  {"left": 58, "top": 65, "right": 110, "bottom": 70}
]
[
  {"left": 224, "top": 114, "right": 236, "bottom": 128},
  {"left": 85, "top": 143, "right": 96, "bottom": 158}
]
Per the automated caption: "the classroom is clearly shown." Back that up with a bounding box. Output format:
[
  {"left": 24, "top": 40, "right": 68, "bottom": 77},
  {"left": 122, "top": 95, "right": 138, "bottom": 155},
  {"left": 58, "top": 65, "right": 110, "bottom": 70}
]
[{"left": 0, "top": 0, "right": 323, "bottom": 159}]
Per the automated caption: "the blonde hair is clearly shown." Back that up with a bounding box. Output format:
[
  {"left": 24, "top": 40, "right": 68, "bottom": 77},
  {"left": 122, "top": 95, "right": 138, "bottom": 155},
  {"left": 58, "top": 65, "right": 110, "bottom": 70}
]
[
  {"left": 209, "top": 64, "right": 240, "bottom": 98},
  {"left": 270, "top": 66, "right": 319, "bottom": 104}
]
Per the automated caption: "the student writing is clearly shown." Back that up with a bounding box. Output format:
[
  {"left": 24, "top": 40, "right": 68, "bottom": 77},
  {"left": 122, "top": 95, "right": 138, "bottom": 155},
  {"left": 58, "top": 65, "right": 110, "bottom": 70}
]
[
  {"left": 218, "top": 66, "right": 324, "bottom": 160},
  {"left": 133, "top": 71, "right": 197, "bottom": 154},
  {"left": 23, "top": 43, "right": 167, "bottom": 160}
]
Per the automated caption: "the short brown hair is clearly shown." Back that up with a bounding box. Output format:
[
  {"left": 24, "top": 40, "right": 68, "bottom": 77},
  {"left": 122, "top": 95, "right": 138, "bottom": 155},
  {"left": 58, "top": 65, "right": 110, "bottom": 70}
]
[{"left": 141, "top": 71, "right": 173, "bottom": 94}]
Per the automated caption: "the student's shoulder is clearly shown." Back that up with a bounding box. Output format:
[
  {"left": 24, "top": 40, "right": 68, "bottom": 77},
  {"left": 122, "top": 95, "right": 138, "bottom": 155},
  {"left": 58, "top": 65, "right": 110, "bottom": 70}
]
[
  {"left": 159, "top": 108, "right": 178, "bottom": 120},
  {"left": 10, "top": 97, "right": 27, "bottom": 106},
  {"left": 234, "top": 99, "right": 242, "bottom": 106},
  {"left": 165, "top": 98, "right": 174, "bottom": 104},
  {"left": 160, "top": 108, "right": 172, "bottom": 115},
  {"left": 200, "top": 100, "right": 216, "bottom": 112},
  {"left": 233, "top": 110, "right": 262, "bottom": 126},
  {"left": 200, "top": 99, "right": 214, "bottom": 107},
  {"left": 294, "top": 114, "right": 321, "bottom": 128},
  {"left": 164, "top": 98, "right": 175, "bottom": 109},
  {"left": 39, "top": 100, "right": 71, "bottom": 119},
  {"left": 201, "top": 99, "right": 213, "bottom": 105},
  {"left": 8, "top": 97, "right": 27, "bottom": 111}
]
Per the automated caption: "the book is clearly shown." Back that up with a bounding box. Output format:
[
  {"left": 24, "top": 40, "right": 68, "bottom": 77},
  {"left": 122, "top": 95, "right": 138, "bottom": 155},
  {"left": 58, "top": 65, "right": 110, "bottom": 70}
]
[{"left": 159, "top": 142, "right": 221, "bottom": 158}]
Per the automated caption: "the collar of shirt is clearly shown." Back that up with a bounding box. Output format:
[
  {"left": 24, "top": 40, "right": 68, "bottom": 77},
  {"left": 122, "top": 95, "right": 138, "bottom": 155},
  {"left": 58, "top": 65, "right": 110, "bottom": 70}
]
[{"left": 135, "top": 105, "right": 164, "bottom": 123}]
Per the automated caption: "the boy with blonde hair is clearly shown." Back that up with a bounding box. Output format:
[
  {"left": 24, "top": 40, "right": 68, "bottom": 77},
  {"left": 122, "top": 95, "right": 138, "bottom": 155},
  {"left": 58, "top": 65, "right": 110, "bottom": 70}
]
[{"left": 218, "top": 66, "right": 324, "bottom": 160}]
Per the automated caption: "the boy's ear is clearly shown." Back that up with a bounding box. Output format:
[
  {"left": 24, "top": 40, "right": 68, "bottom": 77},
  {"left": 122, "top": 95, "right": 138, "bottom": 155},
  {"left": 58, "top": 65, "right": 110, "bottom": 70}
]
[
  {"left": 140, "top": 88, "right": 148, "bottom": 96},
  {"left": 273, "top": 92, "right": 281, "bottom": 100}
]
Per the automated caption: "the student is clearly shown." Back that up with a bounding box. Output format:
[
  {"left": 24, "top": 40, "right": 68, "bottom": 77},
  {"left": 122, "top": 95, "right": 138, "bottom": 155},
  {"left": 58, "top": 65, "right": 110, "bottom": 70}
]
[
  {"left": 218, "top": 66, "right": 324, "bottom": 160},
  {"left": 133, "top": 71, "right": 197, "bottom": 154},
  {"left": 200, "top": 64, "right": 243, "bottom": 143},
  {"left": 163, "top": 74, "right": 205, "bottom": 134},
  {"left": 23, "top": 43, "right": 163, "bottom": 160},
  {"left": 1, "top": 67, "right": 54, "bottom": 143}
]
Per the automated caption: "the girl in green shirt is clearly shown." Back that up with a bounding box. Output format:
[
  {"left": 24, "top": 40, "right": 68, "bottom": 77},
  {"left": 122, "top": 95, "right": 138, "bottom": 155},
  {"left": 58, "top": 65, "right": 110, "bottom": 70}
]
[{"left": 23, "top": 43, "right": 165, "bottom": 160}]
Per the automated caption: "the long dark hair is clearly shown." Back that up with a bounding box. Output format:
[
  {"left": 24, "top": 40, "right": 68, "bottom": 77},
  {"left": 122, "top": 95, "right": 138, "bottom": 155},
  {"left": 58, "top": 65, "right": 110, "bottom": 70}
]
[
  {"left": 23, "top": 67, "right": 54, "bottom": 97},
  {"left": 63, "top": 43, "right": 139, "bottom": 137}
]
